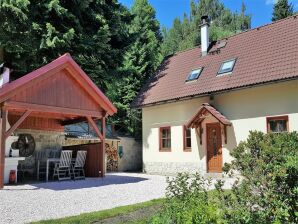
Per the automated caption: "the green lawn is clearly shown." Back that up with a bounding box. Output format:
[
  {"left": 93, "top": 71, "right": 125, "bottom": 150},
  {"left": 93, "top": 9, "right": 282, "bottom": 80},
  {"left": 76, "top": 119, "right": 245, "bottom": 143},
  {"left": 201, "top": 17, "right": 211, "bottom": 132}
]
[{"left": 32, "top": 198, "right": 165, "bottom": 224}]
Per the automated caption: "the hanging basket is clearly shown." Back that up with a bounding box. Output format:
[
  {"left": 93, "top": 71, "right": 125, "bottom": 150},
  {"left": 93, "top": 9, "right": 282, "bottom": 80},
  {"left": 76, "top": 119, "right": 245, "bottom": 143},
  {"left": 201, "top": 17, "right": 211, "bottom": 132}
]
[{"left": 17, "top": 134, "right": 36, "bottom": 157}]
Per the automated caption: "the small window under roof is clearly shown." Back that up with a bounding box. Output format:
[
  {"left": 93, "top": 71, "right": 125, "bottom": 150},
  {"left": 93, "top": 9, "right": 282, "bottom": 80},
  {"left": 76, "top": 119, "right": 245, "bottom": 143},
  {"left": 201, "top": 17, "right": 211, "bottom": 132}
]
[
  {"left": 218, "top": 58, "right": 236, "bottom": 75},
  {"left": 186, "top": 68, "right": 203, "bottom": 82}
]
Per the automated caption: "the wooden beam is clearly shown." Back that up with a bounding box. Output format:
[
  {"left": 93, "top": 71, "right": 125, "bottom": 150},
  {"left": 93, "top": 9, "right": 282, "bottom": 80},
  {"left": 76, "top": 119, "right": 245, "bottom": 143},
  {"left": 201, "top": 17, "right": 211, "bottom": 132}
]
[
  {"left": 224, "top": 125, "right": 227, "bottom": 144},
  {"left": 5, "top": 110, "right": 31, "bottom": 139},
  {"left": 4, "top": 101, "right": 102, "bottom": 118},
  {"left": 100, "top": 115, "right": 106, "bottom": 177},
  {"left": 0, "top": 108, "right": 7, "bottom": 189},
  {"left": 101, "top": 113, "right": 106, "bottom": 139},
  {"left": 9, "top": 110, "right": 72, "bottom": 120},
  {"left": 86, "top": 116, "right": 103, "bottom": 140}
]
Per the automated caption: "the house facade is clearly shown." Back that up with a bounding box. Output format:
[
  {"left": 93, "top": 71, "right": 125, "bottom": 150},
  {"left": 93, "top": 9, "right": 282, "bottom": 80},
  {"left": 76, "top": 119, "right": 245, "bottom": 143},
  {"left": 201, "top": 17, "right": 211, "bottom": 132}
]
[{"left": 134, "top": 16, "right": 298, "bottom": 175}]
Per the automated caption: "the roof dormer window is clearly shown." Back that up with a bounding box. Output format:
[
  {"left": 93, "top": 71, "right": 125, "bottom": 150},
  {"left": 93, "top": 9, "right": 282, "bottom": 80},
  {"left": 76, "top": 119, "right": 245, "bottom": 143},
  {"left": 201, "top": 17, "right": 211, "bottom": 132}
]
[
  {"left": 186, "top": 68, "right": 203, "bottom": 82},
  {"left": 218, "top": 58, "right": 236, "bottom": 75}
]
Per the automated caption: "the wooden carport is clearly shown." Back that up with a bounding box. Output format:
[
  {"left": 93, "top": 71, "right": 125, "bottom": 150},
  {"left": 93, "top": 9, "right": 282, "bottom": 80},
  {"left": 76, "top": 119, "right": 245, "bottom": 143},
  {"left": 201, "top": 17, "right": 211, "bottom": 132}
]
[{"left": 0, "top": 53, "right": 117, "bottom": 189}]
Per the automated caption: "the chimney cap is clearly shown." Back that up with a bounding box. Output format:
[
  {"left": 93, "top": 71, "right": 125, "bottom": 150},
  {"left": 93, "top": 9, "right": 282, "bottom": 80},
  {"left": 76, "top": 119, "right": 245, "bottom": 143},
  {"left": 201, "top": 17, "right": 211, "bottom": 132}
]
[{"left": 201, "top": 15, "right": 209, "bottom": 26}]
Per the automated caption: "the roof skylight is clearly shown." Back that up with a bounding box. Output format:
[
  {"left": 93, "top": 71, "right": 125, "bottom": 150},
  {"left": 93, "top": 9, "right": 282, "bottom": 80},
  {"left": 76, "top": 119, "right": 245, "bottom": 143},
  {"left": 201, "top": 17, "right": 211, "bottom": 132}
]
[
  {"left": 218, "top": 58, "right": 236, "bottom": 75},
  {"left": 186, "top": 68, "right": 203, "bottom": 82}
]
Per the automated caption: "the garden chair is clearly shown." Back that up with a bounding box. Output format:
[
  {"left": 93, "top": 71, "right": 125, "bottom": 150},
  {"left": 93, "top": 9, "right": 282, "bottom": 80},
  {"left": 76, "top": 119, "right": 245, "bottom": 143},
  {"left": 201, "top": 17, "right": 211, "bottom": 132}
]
[
  {"left": 36, "top": 150, "right": 50, "bottom": 181},
  {"left": 53, "top": 150, "right": 72, "bottom": 181},
  {"left": 72, "top": 151, "right": 87, "bottom": 180}
]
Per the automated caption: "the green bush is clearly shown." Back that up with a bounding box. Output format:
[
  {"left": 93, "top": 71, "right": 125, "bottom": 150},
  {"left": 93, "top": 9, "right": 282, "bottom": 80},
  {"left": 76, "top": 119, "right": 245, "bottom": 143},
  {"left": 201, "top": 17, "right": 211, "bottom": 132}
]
[
  {"left": 219, "top": 131, "right": 298, "bottom": 224},
  {"left": 150, "top": 131, "right": 298, "bottom": 224},
  {"left": 150, "top": 173, "right": 222, "bottom": 224}
]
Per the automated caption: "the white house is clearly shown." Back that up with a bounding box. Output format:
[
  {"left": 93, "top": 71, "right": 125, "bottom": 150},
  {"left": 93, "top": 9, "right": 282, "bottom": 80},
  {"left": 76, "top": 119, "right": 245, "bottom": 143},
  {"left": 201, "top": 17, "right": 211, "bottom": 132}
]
[{"left": 134, "top": 15, "right": 298, "bottom": 175}]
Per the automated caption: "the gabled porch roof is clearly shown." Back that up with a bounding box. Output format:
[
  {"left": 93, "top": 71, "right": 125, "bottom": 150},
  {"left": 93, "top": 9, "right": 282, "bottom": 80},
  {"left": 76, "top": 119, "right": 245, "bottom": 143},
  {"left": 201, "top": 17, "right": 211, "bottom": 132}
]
[{"left": 186, "top": 103, "right": 231, "bottom": 128}]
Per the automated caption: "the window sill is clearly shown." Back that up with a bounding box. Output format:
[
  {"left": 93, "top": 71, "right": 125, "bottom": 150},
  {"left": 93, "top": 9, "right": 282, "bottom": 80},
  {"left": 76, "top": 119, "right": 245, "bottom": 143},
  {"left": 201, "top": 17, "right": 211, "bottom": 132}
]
[
  {"left": 268, "top": 131, "right": 288, "bottom": 134},
  {"left": 159, "top": 148, "right": 171, "bottom": 152},
  {"left": 183, "top": 148, "right": 192, "bottom": 152}
]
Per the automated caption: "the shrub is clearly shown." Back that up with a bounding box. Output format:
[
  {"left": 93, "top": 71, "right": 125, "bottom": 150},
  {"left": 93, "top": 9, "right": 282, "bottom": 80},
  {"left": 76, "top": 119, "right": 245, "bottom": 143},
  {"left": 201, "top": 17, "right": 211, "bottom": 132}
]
[
  {"left": 219, "top": 131, "right": 298, "bottom": 224},
  {"left": 150, "top": 131, "right": 298, "bottom": 224},
  {"left": 150, "top": 173, "right": 222, "bottom": 224}
]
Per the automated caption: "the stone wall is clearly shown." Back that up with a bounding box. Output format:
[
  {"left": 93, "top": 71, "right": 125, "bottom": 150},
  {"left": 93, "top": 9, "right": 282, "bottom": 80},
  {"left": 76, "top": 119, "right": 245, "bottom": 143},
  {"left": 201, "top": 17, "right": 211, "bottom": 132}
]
[
  {"left": 64, "top": 138, "right": 100, "bottom": 146},
  {"left": 143, "top": 162, "right": 202, "bottom": 176},
  {"left": 14, "top": 129, "right": 65, "bottom": 175}
]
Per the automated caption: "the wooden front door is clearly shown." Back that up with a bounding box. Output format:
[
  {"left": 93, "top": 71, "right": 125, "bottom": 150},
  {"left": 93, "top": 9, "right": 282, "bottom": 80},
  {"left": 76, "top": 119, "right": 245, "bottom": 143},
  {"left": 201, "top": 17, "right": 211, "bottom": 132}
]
[{"left": 206, "top": 123, "right": 222, "bottom": 172}]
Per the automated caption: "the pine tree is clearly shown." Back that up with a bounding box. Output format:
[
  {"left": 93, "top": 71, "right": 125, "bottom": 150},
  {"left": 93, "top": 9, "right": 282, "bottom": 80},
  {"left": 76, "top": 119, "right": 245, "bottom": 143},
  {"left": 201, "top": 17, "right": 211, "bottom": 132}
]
[
  {"left": 272, "top": 0, "right": 294, "bottom": 21},
  {"left": 108, "top": 0, "right": 162, "bottom": 136},
  {"left": 0, "top": 0, "right": 131, "bottom": 90},
  {"left": 161, "top": 0, "right": 251, "bottom": 57}
]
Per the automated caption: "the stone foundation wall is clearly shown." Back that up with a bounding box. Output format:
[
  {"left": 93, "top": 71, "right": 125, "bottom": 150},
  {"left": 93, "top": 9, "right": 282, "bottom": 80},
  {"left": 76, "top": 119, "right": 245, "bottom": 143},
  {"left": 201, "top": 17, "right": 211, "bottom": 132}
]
[
  {"left": 14, "top": 129, "right": 65, "bottom": 175},
  {"left": 64, "top": 138, "right": 100, "bottom": 146},
  {"left": 143, "top": 162, "right": 204, "bottom": 176}
]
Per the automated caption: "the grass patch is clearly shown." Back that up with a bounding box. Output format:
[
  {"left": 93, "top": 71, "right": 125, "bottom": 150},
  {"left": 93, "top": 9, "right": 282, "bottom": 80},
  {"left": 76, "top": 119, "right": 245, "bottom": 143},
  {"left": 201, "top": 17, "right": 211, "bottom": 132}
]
[{"left": 32, "top": 198, "right": 165, "bottom": 224}]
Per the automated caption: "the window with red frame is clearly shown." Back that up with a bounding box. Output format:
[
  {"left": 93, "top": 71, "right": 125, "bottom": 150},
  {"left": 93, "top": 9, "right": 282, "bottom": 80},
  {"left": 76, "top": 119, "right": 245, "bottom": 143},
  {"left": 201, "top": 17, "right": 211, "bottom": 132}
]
[
  {"left": 267, "top": 116, "right": 289, "bottom": 133},
  {"left": 184, "top": 126, "right": 191, "bottom": 151},
  {"left": 160, "top": 127, "right": 171, "bottom": 151}
]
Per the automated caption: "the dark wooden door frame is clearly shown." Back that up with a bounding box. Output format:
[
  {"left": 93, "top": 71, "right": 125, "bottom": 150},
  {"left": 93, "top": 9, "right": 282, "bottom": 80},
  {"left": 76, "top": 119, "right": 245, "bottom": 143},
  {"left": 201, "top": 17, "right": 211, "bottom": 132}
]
[{"left": 206, "top": 122, "right": 223, "bottom": 173}]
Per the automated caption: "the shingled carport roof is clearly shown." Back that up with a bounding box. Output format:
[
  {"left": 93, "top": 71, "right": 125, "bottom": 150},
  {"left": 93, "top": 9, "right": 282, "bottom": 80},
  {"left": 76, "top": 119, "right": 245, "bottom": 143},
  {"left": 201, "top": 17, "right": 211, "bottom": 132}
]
[{"left": 134, "top": 15, "right": 298, "bottom": 107}]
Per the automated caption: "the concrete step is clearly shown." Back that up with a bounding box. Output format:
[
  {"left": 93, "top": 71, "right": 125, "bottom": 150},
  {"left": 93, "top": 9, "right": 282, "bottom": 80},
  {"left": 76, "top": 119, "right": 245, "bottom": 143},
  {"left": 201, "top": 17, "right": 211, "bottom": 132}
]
[{"left": 204, "top": 172, "right": 223, "bottom": 179}]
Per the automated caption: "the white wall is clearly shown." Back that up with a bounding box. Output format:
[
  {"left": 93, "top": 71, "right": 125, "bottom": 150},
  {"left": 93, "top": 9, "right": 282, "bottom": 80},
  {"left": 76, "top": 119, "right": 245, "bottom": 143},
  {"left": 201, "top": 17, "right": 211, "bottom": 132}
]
[
  {"left": 117, "top": 137, "right": 142, "bottom": 172},
  {"left": 142, "top": 80, "right": 298, "bottom": 175}
]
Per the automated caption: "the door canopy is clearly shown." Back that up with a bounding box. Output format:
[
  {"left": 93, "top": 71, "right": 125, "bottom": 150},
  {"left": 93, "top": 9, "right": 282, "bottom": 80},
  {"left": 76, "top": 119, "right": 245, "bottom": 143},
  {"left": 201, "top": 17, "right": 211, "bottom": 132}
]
[
  {"left": 186, "top": 103, "right": 231, "bottom": 128},
  {"left": 186, "top": 103, "right": 231, "bottom": 144}
]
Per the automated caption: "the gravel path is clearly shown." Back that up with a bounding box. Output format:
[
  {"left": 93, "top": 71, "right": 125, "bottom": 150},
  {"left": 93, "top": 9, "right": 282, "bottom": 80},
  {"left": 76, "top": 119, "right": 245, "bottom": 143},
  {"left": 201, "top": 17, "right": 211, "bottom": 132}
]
[{"left": 0, "top": 173, "right": 167, "bottom": 224}]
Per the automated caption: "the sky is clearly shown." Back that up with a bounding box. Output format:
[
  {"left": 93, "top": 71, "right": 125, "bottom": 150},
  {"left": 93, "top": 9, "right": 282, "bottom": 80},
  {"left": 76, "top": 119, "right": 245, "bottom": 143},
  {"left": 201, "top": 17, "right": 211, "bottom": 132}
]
[{"left": 119, "top": 0, "right": 298, "bottom": 28}]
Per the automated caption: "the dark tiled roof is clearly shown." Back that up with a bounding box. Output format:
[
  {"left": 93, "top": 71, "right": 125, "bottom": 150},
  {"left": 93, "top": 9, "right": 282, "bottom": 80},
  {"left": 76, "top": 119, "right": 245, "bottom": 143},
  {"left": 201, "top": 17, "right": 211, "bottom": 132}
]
[{"left": 134, "top": 16, "right": 298, "bottom": 107}]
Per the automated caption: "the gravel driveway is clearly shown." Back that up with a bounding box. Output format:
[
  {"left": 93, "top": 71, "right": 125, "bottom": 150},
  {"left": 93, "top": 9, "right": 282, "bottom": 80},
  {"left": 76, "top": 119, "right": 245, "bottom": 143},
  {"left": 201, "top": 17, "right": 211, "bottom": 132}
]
[{"left": 0, "top": 173, "right": 167, "bottom": 224}]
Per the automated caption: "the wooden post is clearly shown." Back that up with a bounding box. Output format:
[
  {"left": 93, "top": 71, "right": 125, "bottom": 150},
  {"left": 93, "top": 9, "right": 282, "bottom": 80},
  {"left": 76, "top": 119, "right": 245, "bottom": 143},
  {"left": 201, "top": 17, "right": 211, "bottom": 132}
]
[
  {"left": 224, "top": 125, "right": 227, "bottom": 144},
  {"left": 100, "top": 114, "right": 106, "bottom": 177},
  {"left": 0, "top": 108, "right": 7, "bottom": 189}
]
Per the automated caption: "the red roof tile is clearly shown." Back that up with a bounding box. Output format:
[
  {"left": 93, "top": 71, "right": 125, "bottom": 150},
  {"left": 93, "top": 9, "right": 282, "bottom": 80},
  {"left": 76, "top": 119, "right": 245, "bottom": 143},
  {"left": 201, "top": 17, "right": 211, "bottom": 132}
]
[{"left": 134, "top": 16, "right": 298, "bottom": 107}]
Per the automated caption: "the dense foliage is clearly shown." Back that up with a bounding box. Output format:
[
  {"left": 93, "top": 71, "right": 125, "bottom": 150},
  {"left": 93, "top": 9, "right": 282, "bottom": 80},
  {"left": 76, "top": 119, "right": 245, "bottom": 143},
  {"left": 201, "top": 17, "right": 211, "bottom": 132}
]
[
  {"left": 161, "top": 0, "right": 251, "bottom": 56},
  {"left": 151, "top": 173, "right": 221, "bottom": 224},
  {"left": 0, "top": 0, "right": 161, "bottom": 136},
  {"left": 272, "top": 0, "right": 294, "bottom": 21},
  {"left": 107, "top": 0, "right": 162, "bottom": 136},
  {"left": 0, "top": 0, "right": 131, "bottom": 89},
  {"left": 151, "top": 131, "right": 298, "bottom": 224},
  {"left": 220, "top": 131, "right": 298, "bottom": 223}
]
